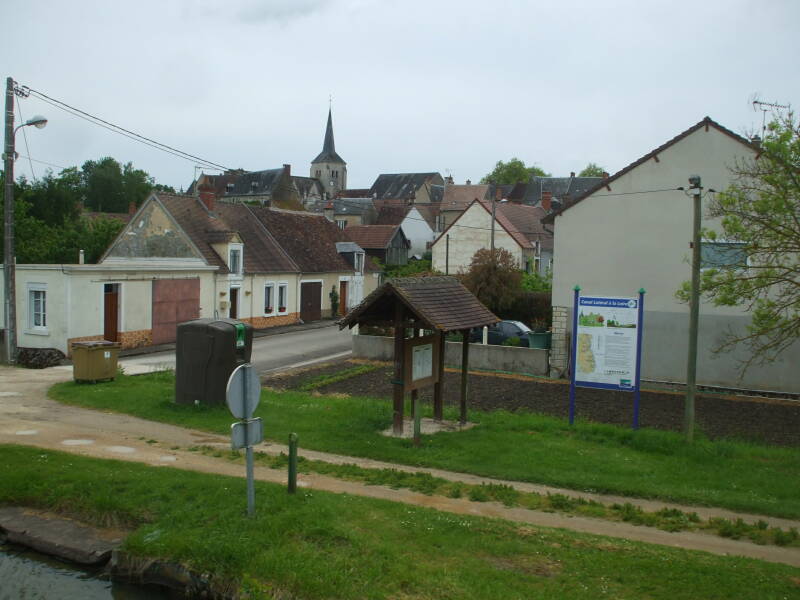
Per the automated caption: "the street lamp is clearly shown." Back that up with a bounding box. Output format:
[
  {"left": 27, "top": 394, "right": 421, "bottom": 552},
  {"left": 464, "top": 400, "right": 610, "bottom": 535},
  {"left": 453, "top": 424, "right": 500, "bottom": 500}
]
[{"left": 4, "top": 76, "right": 48, "bottom": 364}]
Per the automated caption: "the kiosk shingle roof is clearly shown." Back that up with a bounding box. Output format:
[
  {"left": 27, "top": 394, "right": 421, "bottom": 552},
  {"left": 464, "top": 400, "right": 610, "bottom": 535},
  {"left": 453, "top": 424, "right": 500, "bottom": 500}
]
[{"left": 340, "top": 276, "right": 498, "bottom": 332}]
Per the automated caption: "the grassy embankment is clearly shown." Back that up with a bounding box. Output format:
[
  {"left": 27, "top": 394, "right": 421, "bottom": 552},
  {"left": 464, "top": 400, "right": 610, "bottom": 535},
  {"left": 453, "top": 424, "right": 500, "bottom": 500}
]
[
  {"left": 1, "top": 445, "right": 799, "bottom": 600},
  {"left": 49, "top": 371, "right": 800, "bottom": 520}
]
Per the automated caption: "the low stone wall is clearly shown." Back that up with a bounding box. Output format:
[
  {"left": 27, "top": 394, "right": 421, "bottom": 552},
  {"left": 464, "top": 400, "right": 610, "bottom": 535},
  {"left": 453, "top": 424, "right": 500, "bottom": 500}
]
[{"left": 352, "top": 335, "right": 549, "bottom": 376}]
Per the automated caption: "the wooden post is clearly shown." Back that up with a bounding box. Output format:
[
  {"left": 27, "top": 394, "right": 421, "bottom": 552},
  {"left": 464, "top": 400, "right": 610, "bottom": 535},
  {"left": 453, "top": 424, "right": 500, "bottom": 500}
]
[
  {"left": 460, "top": 329, "right": 469, "bottom": 424},
  {"left": 411, "top": 329, "right": 420, "bottom": 446},
  {"left": 392, "top": 302, "right": 405, "bottom": 435},
  {"left": 433, "top": 330, "right": 445, "bottom": 421}
]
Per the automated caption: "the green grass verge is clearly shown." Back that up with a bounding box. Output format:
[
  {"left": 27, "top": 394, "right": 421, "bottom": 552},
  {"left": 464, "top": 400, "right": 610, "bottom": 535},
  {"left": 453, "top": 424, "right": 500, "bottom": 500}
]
[
  {"left": 49, "top": 372, "right": 800, "bottom": 519},
  {"left": 1, "top": 445, "right": 798, "bottom": 599},
  {"left": 190, "top": 445, "right": 800, "bottom": 548}
]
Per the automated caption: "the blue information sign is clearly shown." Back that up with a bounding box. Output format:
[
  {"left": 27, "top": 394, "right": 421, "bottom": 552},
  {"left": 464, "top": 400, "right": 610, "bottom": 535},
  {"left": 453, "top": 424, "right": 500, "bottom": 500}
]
[{"left": 569, "top": 288, "right": 645, "bottom": 428}]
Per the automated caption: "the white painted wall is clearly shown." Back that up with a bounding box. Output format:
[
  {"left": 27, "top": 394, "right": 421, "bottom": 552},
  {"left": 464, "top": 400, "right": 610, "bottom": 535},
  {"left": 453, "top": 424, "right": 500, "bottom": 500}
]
[
  {"left": 4, "top": 265, "right": 217, "bottom": 353},
  {"left": 431, "top": 203, "right": 523, "bottom": 273},
  {"left": 401, "top": 208, "right": 435, "bottom": 257}
]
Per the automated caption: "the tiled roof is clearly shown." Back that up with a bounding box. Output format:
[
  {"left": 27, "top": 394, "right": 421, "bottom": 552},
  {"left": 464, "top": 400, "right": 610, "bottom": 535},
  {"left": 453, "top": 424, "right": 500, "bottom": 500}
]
[
  {"left": 496, "top": 202, "right": 552, "bottom": 250},
  {"left": 369, "top": 172, "right": 443, "bottom": 200},
  {"left": 413, "top": 204, "right": 441, "bottom": 231},
  {"left": 248, "top": 207, "right": 363, "bottom": 273},
  {"left": 524, "top": 176, "right": 602, "bottom": 206},
  {"left": 213, "top": 204, "right": 298, "bottom": 273},
  {"left": 340, "top": 276, "right": 498, "bottom": 332},
  {"left": 229, "top": 168, "right": 285, "bottom": 196},
  {"left": 336, "top": 188, "right": 372, "bottom": 198},
  {"left": 373, "top": 200, "right": 409, "bottom": 225},
  {"left": 441, "top": 184, "right": 490, "bottom": 211},
  {"left": 334, "top": 197, "right": 375, "bottom": 216},
  {"left": 344, "top": 224, "right": 403, "bottom": 250},
  {"left": 542, "top": 116, "right": 757, "bottom": 224}
]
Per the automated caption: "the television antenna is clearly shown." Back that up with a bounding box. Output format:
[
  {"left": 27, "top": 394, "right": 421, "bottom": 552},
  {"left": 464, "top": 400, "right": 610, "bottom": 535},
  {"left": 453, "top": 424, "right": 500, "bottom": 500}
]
[{"left": 752, "top": 98, "right": 789, "bottom": 140}]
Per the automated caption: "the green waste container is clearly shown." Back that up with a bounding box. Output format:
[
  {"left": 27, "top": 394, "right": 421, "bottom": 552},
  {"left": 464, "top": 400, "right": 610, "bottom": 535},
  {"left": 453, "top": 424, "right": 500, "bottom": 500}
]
[
  {"left": 528, "top": 331, "right": 552, "bottom": 350},
  {"left": 72, "top": 341, "right": 121, "bottom": 382}
]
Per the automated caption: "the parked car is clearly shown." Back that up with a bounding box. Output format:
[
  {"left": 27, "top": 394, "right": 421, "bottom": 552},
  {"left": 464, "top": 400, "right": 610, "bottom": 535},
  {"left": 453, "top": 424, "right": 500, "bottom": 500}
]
[{"left": 470, "top": 320, "right": 532, "bottom": 346}]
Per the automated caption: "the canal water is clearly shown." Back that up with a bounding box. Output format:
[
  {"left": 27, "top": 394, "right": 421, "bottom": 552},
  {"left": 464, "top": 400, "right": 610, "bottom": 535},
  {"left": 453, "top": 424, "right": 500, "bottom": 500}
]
[{"left": 0, "top": 543, "right": 173, "bottom": 600}]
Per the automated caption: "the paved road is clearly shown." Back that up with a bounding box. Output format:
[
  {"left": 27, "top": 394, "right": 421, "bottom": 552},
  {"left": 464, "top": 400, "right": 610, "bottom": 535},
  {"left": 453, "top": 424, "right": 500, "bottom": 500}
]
[{"left": 119, "top": 323, "right": 354, "bottom": 376}]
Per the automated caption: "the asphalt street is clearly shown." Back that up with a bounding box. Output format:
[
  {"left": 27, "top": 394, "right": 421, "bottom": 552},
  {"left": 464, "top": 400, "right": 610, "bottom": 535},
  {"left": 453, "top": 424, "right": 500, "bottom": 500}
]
[{"left": 119, "top": 323, "right": 354, "bottom": 376}]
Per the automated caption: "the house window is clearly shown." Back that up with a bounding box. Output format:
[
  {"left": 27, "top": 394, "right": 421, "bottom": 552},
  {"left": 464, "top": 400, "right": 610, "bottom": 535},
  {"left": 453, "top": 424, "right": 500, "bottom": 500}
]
[
  {"left": 701, "top": 242, "right": 747, "bottom": 269},
  {"left": 336, "top": 219, "right": 347, "bottom": 230},
  {"left": 354, "top": 252, "right": 364, "bottom": 274},
  {"left": 229, "top": 247, "right": 242, "bottom": 274},
  {"left": 278, "top": 283, "right": 288, "bottom": 314},
  {"left": 29, "top": 287, "right": 47, "bottom": 330},
  {"left": 315, "top": 170, "right": 321, "bottom": 178},
  {"left": 264, "top": 283, "right": 275, "bottom": 315}
]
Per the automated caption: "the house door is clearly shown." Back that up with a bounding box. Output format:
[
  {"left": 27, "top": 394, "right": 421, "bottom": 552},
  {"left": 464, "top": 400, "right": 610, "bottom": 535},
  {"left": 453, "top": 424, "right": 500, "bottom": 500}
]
[
  {"left": 152, "top": 278, "right": 200, "bottom": 345},
  {"left": 300, "top": 282, "right": 322, "bottom": 322},
  {"left": 339, "top": 280, "right": 348, "bottom": 316},
  {"left": 103, "top": 284, "right": 120, "bottom": 342},
  {"left": 229, "top": 287, "right": 239, "bottom": 319}
]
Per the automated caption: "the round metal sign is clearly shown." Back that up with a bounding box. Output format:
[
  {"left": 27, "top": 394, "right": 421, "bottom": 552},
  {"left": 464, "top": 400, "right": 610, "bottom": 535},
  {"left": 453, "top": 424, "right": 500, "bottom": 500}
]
[{"left": 226, "top": 363, "right": 261, "bottom": 419}]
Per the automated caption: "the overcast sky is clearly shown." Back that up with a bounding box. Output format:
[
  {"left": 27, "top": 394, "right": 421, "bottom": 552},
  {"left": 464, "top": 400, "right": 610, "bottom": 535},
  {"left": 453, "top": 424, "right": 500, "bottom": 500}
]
[{"left": 4, "top": 0, "right": 799, "bottom": 191}]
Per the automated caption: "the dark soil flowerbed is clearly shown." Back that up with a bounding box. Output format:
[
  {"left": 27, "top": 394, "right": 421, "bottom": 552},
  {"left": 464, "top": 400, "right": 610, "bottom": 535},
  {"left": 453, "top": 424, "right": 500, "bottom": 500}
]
[{"left": 265, "top": 360, "right": 800, "bottom": 447}]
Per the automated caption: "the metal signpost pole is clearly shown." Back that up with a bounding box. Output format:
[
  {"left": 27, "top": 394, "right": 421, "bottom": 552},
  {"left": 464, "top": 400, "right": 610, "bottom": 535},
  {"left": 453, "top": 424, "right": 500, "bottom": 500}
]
[
  {"left": 227, "top": 363, "right": 263, "bottom": 517},
  {"left": 633, "top": 289, "right": 646, "bottom": 430},
  {"left": 568, "top": 285, "right": 580, "bottom": 425}
]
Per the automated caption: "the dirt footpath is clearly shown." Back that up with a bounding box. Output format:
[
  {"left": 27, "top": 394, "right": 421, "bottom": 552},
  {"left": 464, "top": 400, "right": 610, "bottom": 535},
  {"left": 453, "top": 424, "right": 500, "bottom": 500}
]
[{"left": 1, "top": 365, "right": 800, "bottom": 568}]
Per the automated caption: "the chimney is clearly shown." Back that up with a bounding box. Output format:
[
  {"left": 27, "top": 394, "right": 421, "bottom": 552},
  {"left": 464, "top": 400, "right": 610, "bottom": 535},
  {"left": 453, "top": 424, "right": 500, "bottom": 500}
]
[
  {"left": 570, "top": 171, "right": 575, "bottom": 178},
  {"left": 198, "top": 184, "right": 215, "bottom": 211},
  {"left": 283, "top": 163, "right": 291, "bottom": 177},
  {"left": 445, "top": 175, "right": 454, "bottom": 185},
  {"left": 541, "top": 191, "right": 553, "bottom": 212},
  {"left": 323, "top": 200, "right": 334, "bottom": 222},
  {"left": 465, "top": 179, "right": 472, "bottom": 185},
  {"left": 602, "top": 171, "right": 609, "bottom": 179},
  {"left": 128, "top": 201, "right": 136, "bottom": 217}
]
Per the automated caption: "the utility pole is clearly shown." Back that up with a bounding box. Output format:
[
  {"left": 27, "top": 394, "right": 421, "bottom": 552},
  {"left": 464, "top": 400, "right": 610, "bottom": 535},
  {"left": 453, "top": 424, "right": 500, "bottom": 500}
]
[
  {"left": 490, "top": 186, "right": 501, "bottom": 253},
  {"left": 684, "top": 175, "right": 702, "bottom": 442},
  {"left": 4, "top": 77, "right": 16, "bottom": 364}
]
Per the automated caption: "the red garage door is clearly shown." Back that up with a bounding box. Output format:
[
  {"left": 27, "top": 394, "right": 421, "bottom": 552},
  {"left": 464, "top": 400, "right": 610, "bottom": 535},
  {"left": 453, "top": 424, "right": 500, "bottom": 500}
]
[{"left": 152, "top": 278, "right": 200, "bottom": 344}]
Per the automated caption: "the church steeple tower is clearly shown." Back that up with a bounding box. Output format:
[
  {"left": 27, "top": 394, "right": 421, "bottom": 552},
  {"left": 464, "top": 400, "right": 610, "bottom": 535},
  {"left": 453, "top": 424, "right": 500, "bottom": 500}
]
[{"left": 311, "top": 108, "right": 347, "bottom": 198}]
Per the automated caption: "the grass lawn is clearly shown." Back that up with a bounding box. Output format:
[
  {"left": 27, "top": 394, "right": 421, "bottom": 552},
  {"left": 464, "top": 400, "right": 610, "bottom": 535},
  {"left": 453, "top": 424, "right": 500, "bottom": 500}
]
[
  {"left": 1, "top": 445, "right": 798, "bottom": 600},
  {"left": 49, "top": 372, "right": 800, "bottom": 519}
]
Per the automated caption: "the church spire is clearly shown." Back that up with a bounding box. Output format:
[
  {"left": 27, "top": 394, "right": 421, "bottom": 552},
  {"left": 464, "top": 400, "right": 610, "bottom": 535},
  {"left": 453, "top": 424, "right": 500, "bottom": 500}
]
[
  {"left": 323, "top": 108, "right": 336, "bottom": 155},
  {"left": 312, "top": 108, "right": 346, "bottom": 165}
]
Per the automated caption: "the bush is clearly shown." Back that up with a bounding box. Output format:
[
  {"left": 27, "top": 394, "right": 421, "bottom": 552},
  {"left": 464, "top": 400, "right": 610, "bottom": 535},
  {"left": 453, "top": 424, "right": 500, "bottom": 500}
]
[{"left": 501, "top": 291, "right": 552, "bottom": 329}]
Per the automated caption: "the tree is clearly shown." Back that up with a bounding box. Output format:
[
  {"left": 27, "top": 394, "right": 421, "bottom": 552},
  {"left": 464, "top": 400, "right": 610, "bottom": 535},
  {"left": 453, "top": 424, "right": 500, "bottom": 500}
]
[
  {"left": 480, "top": 158, "right": 550, "bottom": 185},
  {"left": 677, "top": 111, "right": 800, "bottom": 371},
  {"left": 578, "top": 162, "right": 605, "bottom": 177},
  {"left": 460, "top": 248, "right": 522, "bottom": 313}
]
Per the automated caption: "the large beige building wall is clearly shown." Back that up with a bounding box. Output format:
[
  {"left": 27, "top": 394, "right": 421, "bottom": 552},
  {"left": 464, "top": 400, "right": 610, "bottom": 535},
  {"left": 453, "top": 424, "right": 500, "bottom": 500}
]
[
  {"left": 432, "top": 203, "right": 523, "bottom": 274},
  {"left": 551, "top": 126, "right": 750, "bottom": 315},
  {"left": 549, "top": 125, "right": 800, "bottom": 392}
]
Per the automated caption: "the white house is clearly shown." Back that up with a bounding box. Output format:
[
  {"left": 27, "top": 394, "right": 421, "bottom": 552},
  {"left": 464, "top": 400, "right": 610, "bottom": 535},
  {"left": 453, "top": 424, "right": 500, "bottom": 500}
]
[
  {"left": 1, "top": 192, "right": 379, "bottom": 356},
  {"left": 543, "top": 116, "right": 800, "bottom": 393},
  {"left": 431, "top": 200, "right": 551, "bottom": 275}
]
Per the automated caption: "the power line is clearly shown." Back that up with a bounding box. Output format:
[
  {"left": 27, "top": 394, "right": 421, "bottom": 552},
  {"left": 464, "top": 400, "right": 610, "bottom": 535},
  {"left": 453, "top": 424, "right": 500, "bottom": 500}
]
[
  {"left": 20, "top": 84, "right": 232, "bottom": 171},
  {"left": 329, "top": 187, "right": 683, "bottom": 237},
  {"left": 18, "top": 155, "right": 69, "bottom": 171}
]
